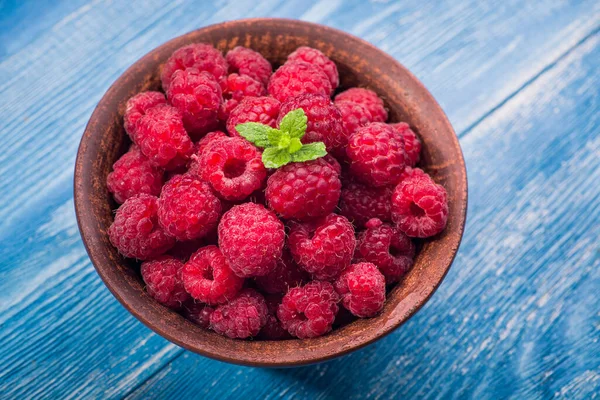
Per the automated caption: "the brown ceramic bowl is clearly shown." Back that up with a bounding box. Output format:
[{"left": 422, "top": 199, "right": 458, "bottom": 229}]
[{"left": 74, "top": 18, "right": 467, "bottom": 367}]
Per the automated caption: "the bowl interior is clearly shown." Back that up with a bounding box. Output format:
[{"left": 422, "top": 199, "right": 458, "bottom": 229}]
[{"left": 74, "top": 18, "right": 467, "bottom": 367}]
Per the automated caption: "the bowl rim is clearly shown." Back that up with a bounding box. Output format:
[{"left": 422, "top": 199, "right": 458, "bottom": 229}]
[{"left": 74, "top": 17, "right": 468, "bottom": 367}]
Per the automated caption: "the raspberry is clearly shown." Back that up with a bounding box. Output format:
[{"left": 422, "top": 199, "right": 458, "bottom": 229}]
[
  {"left": 398, "top": 166, "right": 429, "bottom": 184},
  {"left": 226, "top": 96, "right": 280, "bottom": 136},
  {"left": 181, "top": 300, "right": 214, "bottom": 329},
  {"left": 218, "top": 203, "right": 285, "bottom": 278},
  {"left": 335, "top": 88, "right": 388, "bottom": 122},
  {"left": 109, "top": 194, "right": 175, "bottom": 260},
  {"left": 255, "top": 251, "right": 307, "bottom": 294},
  {"left": 322, "top": 154, "right": 342, "bottom": 176},
  {"left": 123, "top": 91, "right": 166, "bottom": 140},
  {"left": 391, "top": 174, "right": 448, "bottom": 238},
  {"left": 158, "top": 175, "right": 222, "bottom": 241},
  {"left": 334, "top": 262, "right": 385, "bottom": 318},
  {"left": 141, "top": 255, "right": 190, "bottom": 309},
  {"left": 288, "top": 214, "right": 356, "bottom": 280},
  {"left": 336, "top": 101, "right": 371, "bottom": 137},
  {"left": 268, "top": 61, "right": 332, "bottom": 102},
  {"left": 287, "top": 46, "right": 339, "bottom": 89},
  {"left": 166, "top": 69, "right": 222, "bottom": 139},
  {"left": 219, "top": 73, "right": 266, "bottom": 121},
  {"left": 107, "top": 145, "right": 164, "bottom": 204},
  {"left": 134, "top": 104, "right": 194, "bottom": 170},
  {"left": 390, "top": 122, "right": 421, "bottom": 167},
  {"left": 277, "top": 281, "right": 339, "bottom": 339},
  {"left": 355, "top": 218, "right": 415, "bottom": 284},
  {"left": 186, "top": 131, "right": 228, "bottom": 177},
  {"left": 197, "top": 136, "right": 267, "bottom": 201},
  {"left": 265, "top": 158, "right": 341, "bottom": 220},
  {"left": 226, "top": 46, "right": 272, "bottom": 87},
  {"left": 346, "top": 122, "right": 406, "bottom": 187},
  {"left": 161, "top": 43, "right": 228, "bottom": 92},
  {"left": 182, "top": 245, "right": 244, "bottom": 305},
  {"left": 339, "top": 181, "right": 392, "bottom": 228},
  {"left": 277, "top": 94, "right": 346, "bottom": 153},
  {"left": 210, "top": 288, "right": 268, "bottom": 339},
  {"left": 258, "top": 294, "right": 291, "bottom": 340}
]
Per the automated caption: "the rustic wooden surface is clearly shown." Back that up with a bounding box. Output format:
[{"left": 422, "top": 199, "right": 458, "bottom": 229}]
[{"left": 0, "top": 0, "right": 599, "bottom": 398}]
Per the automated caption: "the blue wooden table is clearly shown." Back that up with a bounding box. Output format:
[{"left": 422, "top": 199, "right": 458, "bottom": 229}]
[{"left": 1, "top": 1, "right": 599, "bottom": 398}]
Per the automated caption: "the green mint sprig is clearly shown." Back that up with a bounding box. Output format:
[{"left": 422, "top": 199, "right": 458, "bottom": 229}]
[{"left": 235, "top": 109, "right": 327, "bottom": 169}]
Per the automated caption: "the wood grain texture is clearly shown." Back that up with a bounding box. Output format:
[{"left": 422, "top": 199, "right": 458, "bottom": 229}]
[{"left": 0, "top": 0, "right": 599, "bottom": 398}]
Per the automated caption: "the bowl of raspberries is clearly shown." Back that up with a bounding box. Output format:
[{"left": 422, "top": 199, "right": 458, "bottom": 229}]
[{"left": 74, "top": 18, "right": 467, "bottom": 366}]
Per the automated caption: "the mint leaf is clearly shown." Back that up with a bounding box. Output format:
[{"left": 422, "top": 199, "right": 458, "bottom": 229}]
[
  {"left": 262, "top": 147, "right": 292, "bottom": 168},
  {"left": 290, "top": 142, "right": 327, "bottom": 163},
  {"left": 236, "top": 122, "right": 273, "bottom": 148},
  {"left": 288, "top": 138, "right": 303, "bottom": 154},
  {"left": 279, "top": 109, "right": 307, "bottom": 139},
  {"left": 267, "top": 128, "right": 283, "bottom": 147}
]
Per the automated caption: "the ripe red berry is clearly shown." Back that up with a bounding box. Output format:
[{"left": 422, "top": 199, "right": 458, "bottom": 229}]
[
  {"left": 287, "top": 46, "right": 339, "bottom": 89},
  {"left": 167, "top": 68, "right": 222, "bottom": 139},
  {"left": 390, "top": 122, "right": 421, "bottom": 167},
  {"left": 226, "top": 46, "right": 272, "bottom": 86},
  {"left": 181, "top": 300, "right": 214, "bottom": 328},
  {"left": 346, "top": 122, "right": 406, "bottom": 187},
  {"left": 268, "top": 61, "right": 332, "bottom": 102},
  {"left": 391, "top": 174, "right": 448, "bottom": 238},
  {"left": 355, "top": 218, "right": 415, "bottom": 284},
  {"left": 335, "top": 88, "right": 388, "bottom": 122},
  {"left": 134, "top": 104, "right": 194, "bottom": 170},
  {"left": 123, "top": 91, "right": 166, "bottom": 141},
  {"left": 107, "top": 145, "right": 164, "bottom": 204},
  {"left": 255, "top": 251, "right": 307, "bottom": 294},
  {"left": 186, "top": 130, "right": 228, "bottom": 177},
  {"left": 226, "top": 96, "right": 280, "bottom": 137},
  {"left": 336, "top": 100, "right": 371, "bottom": 137},
  {"left": 266, "top": 158, "right": 341, "bottom": 220},
  {"left": 339, "top": 181, "right": 392, "bottom": 228},
  {"left": 158, "top": 175, "right": 222, "bottom": 241},
  {"left": 182, "top": 245, "right": 244, "bottom": 305},
  {"left": 277, "top": 281, "right": 340, "bottom": 339},
  {"left": 218, "top": 203, "right": 285, "bottom": 278},
  {"left": 161, "top": 43, "right": 228, "bottom": 91},
  {"left": 258, "top": 294, "right": 291, "bottom": 340},
  {"left": 109, "top": 194, "right": 175, "bottom": 260},
  {"left": 210, "top": 288, "right": 268, "bottom": 339},
  {"left": 197, "top": 136, "right": 267, "bottom": 201},
  {"left": 334, "top": 262, "right": 385, "bottom": 318},
  {"left": 141, "top": 255, "right": 190, "bottom": 309},
  {"left": 288, "top": 214, "right": 356, "bottom": 280},
  {"left": 219, "top": 73, "right": 266, "bottom": 121},
  {"left": 398, "top": 166, "right": 429, "bottom": 184}
]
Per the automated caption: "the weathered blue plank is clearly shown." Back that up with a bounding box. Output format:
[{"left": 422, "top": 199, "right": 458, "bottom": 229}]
[
  {"left": 127, "top": 33, "right": 600, "bottom": 400},
  {"left": 0, "top": 0, "right": 599, "bottom": 398}
]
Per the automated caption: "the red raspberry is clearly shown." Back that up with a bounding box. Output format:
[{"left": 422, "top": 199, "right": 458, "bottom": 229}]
[
  {"left": 336, "top": 101, "right": 371, "bottom": 137},
  {"left": 398, "top": 166, "right": 429, "bottom": 184},
  {"left": 355, "top": 218, "right": 415, "bottom": 284},
  {"left": 226, "top": 46, "right": 272, "bottom": 87},
  {"left": 134, "top": 104, "right": 194, "bottom": 170},
  {"left": 277, "top": 94, "right": 346, "bottom": 153},
  {"left": 255, "top": 251, "right": 307, "bottom": 294},
  {"left": 107, "top": 145, "right": 164, "bottom": 204},
  {"left": 339, "top": 181, "right": 392, "bottom": 228},
  {"left": 347, "top": 122, "right": 406, "bottom": 187},
  {"left": 109, "top": 194, "right": 175, "bottom": 260},
  {"left": 123, "top": 91, "right": 166, "bottom": 140},
  {"left": 197, "top": 136, "right": 267, "bottom": 201},
  {"left": 268, "top": 61, "right": 332, "bottom": 102},
  {"left": 166, "top": 68, "right": 222, "bottom": 139},
  {"left": 335, "top": 88, "right": 388, "bottom": 122},
  {"left": 218, "top": 203, "right": 285, "bottom": 278},
  {"left": 181, "top": 300, "right": 214, "bottom": 328},
  {"left": 161, "top": 43, "right": 228, "bottom": 91},
  {"left": 141, "top": 255, "right": 190, "bottom": 309},
  {"left": 287, "top": 46, "right": 339, "bottom": 89},
  {"left": 288, "top": 214, "right": 356, "bottom": 280},
  {"left": 322, "top": 154, "right": 342, "bottom": 176},
  {"left": 186, "top": 130, "right": 228, "bottom": 177},
  {"left": 391, "top": 174, "right": 448, "bottom": 238},
  {"left": 266, "top": 158, "right": 341, "bottom": 220},
  {"left": 334, "top": 262, "right": 385, "bottom": 318},
  {"left": 258, "top": 294, "right": 291, "bottom": 340},
  {"left": 226, "top": 96, "right": 280, "bottom": 136},
  {"left": 390, "top": 122, "right": 421, "bottom": 167},
  {"left": 210, "top": 288, "right": 268, "bottom": 339},
  {"left": 219, "top": 73, "right": 266, "bottom": 121},
  {"left": 277, "top": 281, "right": 339, "bottom": 339},
  {"left": 158, "top": 175, "right": 222, "bottom": 241},
  {"left": 182, "top": 245, "right": 244, "bottom": 305}
]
